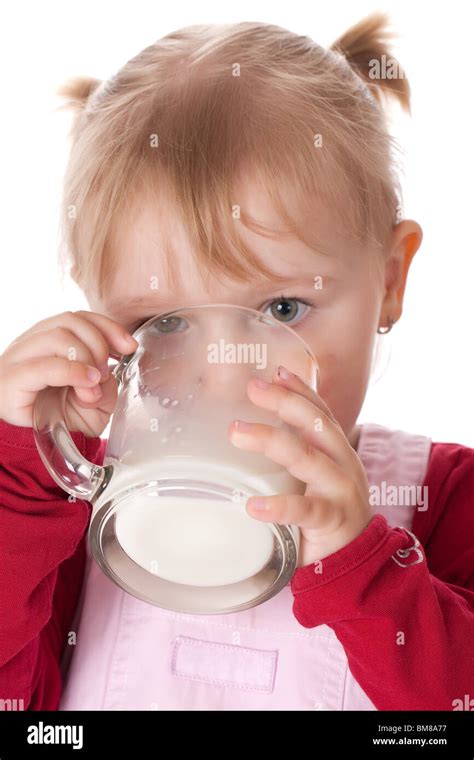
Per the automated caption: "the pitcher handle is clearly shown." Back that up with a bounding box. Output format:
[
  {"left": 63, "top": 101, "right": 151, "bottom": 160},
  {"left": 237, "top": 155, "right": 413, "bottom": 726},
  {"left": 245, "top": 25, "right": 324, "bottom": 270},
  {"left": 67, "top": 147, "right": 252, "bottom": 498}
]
[{"left": 33, "top": 384, "right": 113, "bottom": 502}]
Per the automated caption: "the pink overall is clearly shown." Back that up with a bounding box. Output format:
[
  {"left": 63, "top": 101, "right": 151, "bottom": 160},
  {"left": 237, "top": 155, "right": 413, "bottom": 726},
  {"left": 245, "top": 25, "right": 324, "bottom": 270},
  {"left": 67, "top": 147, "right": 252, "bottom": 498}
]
[{"left": 59, "top": 423, "right": 431, "bottom": 710}]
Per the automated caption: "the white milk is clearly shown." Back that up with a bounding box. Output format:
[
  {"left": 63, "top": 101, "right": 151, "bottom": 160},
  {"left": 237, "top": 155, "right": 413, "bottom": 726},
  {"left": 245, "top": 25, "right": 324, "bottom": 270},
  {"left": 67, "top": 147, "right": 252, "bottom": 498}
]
[
  {"left": 114, "top": 496, "right": 275, "bottom": 586},
  {"left": 98, "top": 458, "right": 302, "bottom": 587}
]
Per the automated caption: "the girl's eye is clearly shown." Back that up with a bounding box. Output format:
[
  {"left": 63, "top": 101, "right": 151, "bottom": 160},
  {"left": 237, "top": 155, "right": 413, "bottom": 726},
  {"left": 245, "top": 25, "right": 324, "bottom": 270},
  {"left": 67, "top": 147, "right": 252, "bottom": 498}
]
[
  {"left": 152, "top": 316, "right": 188, "bottom": 333},
  {"left": 131, "top": 315, "right": 188, "bottom": 334},
  {"left": 130, "top": 299, "right": 311, "bottom": 333},
  {"left": 263, "top": 297, "right": 310, "bottom": 324}
]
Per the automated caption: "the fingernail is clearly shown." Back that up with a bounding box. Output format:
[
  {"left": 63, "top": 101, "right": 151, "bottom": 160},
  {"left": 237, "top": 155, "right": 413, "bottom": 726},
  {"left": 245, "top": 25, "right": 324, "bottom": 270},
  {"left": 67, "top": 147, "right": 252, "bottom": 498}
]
[
  {"left": 250, "top": 498, "right": 270, "bottom": 511},
  {"left": 123, "top": 331, "right": 138, "bottom": 345},
  {"left": 277, "top": 365, "right": 293, "bottom": 380},
  {"left": 87, "top": 366, "right": 101, "bottom": 382},
  {"left": 234, "top": 420, "right": 253, "bottom": 432},
  {"left": 253, "top": 377, "right": 270, "bottom": 389}
]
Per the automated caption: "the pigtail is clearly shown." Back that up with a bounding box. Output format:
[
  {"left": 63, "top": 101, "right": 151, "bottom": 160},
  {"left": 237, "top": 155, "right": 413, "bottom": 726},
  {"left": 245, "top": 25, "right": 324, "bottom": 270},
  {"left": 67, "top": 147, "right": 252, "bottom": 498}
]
[
  {"left": 330, "top": 11, "right": 411, "bottom": 114},
  {"left": 54, "top": 76, "right": 103, "bottom": 112}
]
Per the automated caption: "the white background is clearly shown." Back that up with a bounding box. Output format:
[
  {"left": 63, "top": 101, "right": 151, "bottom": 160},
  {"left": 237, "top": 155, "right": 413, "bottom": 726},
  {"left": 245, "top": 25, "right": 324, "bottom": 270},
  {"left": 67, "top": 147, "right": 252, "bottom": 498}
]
[{"left": 1, "top": 0, "right": 472, "bottom": 445}]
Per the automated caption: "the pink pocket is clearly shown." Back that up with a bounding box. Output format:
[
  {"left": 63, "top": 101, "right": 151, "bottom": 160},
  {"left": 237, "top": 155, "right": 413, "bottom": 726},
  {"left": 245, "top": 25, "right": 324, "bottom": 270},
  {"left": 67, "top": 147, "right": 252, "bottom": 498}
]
[{"left": 170, "top": 636, "right": 278, "bottom": 693}]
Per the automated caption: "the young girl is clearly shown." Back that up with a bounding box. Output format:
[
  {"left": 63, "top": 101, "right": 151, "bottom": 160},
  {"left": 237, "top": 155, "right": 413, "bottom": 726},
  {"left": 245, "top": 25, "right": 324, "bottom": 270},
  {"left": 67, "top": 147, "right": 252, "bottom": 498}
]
[{"left": 0, "top": 12, "right": 472, "bottom": 711}]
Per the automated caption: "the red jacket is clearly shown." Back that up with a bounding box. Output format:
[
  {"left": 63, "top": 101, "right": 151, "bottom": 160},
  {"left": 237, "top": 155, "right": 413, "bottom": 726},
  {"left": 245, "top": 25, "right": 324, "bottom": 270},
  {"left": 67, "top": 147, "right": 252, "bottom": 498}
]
[{"left": 0, "top": 418, "right": 473, "bottom": 710}]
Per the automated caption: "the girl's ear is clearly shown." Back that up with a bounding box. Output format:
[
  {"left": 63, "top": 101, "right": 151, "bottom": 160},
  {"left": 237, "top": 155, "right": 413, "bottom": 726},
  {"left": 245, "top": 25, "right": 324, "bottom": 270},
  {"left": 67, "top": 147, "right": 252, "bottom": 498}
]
[{"left": 379, "top": 219, "right": 422, "bottom": 328}]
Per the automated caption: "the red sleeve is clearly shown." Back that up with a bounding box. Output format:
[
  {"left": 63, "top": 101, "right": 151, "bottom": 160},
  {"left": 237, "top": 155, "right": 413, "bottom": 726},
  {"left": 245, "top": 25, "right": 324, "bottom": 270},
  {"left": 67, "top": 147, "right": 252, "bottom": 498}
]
[
  {"left": 290, "top": 441, "right": 474, "bottom": 711},
  {"left": 0, "top": 419, "right": 106, "bottom": 710}
]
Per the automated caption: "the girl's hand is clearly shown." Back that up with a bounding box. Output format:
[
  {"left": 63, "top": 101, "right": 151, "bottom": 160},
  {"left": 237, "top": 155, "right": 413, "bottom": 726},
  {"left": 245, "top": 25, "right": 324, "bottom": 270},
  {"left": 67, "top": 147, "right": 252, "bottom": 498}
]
[
  {"left": 0, "top": 311, "right": 138, "bottom": 438},
  {"left": 229, "top": 366, "right": 374, "bottom": 567}
]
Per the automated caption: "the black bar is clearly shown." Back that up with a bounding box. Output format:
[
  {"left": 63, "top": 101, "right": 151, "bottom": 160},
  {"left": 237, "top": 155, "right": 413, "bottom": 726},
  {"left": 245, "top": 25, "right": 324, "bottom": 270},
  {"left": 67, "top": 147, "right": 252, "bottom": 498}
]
[{"left": 0, "top": 710, "right": 472, "bottom": 757}]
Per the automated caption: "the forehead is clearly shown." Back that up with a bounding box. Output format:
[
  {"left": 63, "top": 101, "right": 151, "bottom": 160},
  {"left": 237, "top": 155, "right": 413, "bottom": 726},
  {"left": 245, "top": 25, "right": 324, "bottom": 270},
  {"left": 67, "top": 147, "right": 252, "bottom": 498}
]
[{"left": 103, "top": 178, "right": 356, "bottom": 306}]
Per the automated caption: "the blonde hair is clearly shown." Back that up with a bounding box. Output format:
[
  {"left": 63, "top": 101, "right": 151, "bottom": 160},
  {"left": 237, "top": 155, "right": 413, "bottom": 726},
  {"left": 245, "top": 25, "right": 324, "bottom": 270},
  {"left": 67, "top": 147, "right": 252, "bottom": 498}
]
[{"left": 56, "top": 12, "right": 410, "bottom": 299}]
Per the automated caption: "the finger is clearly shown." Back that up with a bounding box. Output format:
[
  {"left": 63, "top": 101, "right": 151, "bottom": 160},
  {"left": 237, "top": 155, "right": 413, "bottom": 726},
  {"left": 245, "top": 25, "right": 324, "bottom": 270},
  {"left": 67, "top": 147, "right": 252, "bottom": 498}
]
[
  {"left": 245, "top": 373, "right": 352, "bottom": 469},
  {"left": 7, "top": 326, "right": 97, "bottom": 371},
  {"left": 69, "top": 372, "right": 118, "bottom": 411},
  {"left": 273, "top": 365, "right": 343, "bottom": 429},
  {"left": 10, "top": 356, "right": 103, "bottom": 395},
  {"left": 245, "top": 492, "right": 336, "bottom": 531},
  {"left": 6, "top": 327, "right": 109, "bottom": 403},
  {"left": 16, "top": 317, "right": 113, "bottom": 383},
  {"left": 229, "top": 418, "right": 342, "bottom": 493},
  {"left": 74, "top": 310, "right": 139, "bottom": 356},
  {"left": 17, "top": 310, "right": 138, "bottom": 375}
]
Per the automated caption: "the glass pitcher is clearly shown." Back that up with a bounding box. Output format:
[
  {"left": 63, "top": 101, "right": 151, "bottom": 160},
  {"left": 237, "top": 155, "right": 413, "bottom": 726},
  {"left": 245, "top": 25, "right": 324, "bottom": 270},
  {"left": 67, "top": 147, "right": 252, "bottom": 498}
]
[{"left": 33, "top": 304, "right": 319, "bottom": 614}]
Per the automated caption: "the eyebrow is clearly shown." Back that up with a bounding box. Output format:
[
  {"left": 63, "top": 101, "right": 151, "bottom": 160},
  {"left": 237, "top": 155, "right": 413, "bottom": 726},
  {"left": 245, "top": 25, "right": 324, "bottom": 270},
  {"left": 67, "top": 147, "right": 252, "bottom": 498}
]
[
  {"left": 248, "top": 275, "right": 337, "bottom": 290},
  {"left": 104, "top": 296, "right": 176, "bottom": 311},
  {"left": 104, "top": 275, "right": 337, "bottom": 312}
]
